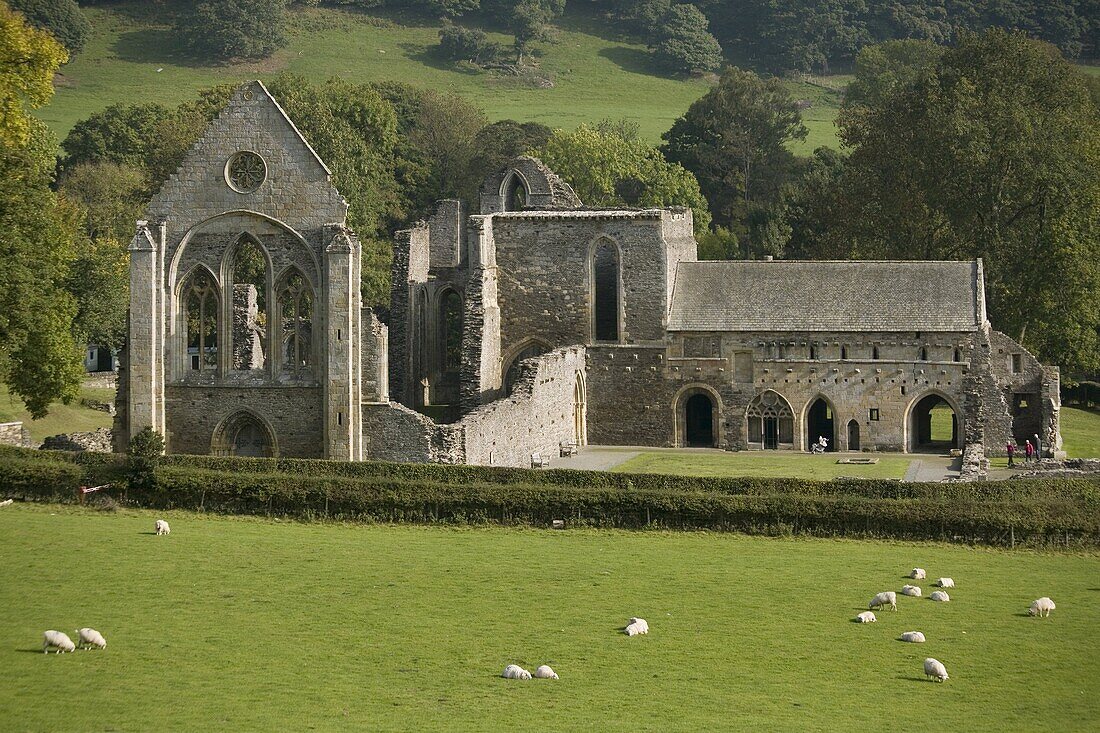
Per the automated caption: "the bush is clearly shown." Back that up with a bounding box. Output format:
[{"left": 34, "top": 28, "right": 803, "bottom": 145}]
[
  {"left": 176, "top": 0, "right": 288, "bottom": 62},
  {"left": 8, "top": 0, "right": 89, "bottom": 55},
  {"left": 652, "top": 4, "right": 723, "bottom": 75},
  {"left": 438, "top": 23, "right": 500, "bottom": 64},
  {"left": 128, "top": 427, "right": 164, "bottom": 493}
]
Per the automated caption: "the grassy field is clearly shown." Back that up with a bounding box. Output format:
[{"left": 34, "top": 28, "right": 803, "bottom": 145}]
[
  {"left": 613, "top": 451, "right": 914, "bottom": 479},
  {"left": 1, "top": 504, "right": 1097, "bottom": 731},
  {"left": 38, "top": 3, "right": 839, "bottom": 151},
  {"left": 1061, "top": 406, "right": 1100, "bottom": 457},
  {"left": 0, "top": 382, "right": 114, "bottom": 445}
]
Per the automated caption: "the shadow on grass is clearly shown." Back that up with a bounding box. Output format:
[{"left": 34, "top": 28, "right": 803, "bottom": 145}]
[
  {"left": 112, "top": 28, "right": 220, "bottom": 69},
  {"left": 895, "top": 675, "right": 933, "bottom": 683},
  {"left": 597, "top": 46, "right": 664, "bottom": 77},
  {"left": 398, "top": 43, "right": 484, "bottom": 76},
  {"left": 138, "top": 531, "right": 158, "bottom": 536}
]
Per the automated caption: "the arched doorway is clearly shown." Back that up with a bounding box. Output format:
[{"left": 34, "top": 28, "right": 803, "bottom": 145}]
[
  {"left": 847, "top": 419, "right": 860, "bottom": 451},
  {"left": 572, "top": 372, "right": 587, "bottom": 445},
  {"left": 212, "top": 412, "right": 276, "bottom": 458},
  {"left": 685, "top": 393, "right": 715, "bottom": 447},
  {"left": 806, "top": 397, "right": 836, "bottom": 452},
  {"left": 908, "top": 393, "right": 960, "bottom": 452},
  {"left": 746, "top": 391, "right": 794, "bottom": 449}
]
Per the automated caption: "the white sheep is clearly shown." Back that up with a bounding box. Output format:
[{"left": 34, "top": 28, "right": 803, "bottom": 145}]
[
  {"left": 629, "top": 617, "right": 649, "bottom": 634},
  {"left": 43, "top": 630, "right": 75, "bottom": 654},
  {"left": 909, "top": 568, "right": 926, "bottom": 580},
  {"left": 855, "top": 611, "right": 877, "bottom": 623},
  {"left": 868, "top": 591, "right": 897, "bottom": 612},
  {"left": 929, "top": 590, "right": 950, "bottom": 602},
  {"left": 502, "top": 664, "right": 532, "bottom": 680},
  {"left": 900, "top": 631, "right": 926, "bottom": 643},
  {"left": 155, "top": 519, "right": 170, "bottom": 536},
  {"left": 935, "top": 577, "right": 955, "bottom": 588},
  {"left": 901, "top": 585, "right": 922, "bottom": 597},
  {"left": 625, "top": 620, "right": 648, "bottom": 636},
  {"left": 76, "top": 628, "right": 106, "bottom": 650},
  {"left": 1028, "top": 597, "right": 1056, "bottom": 618},
  {"left": 0, "top": 498, "right": 13, "bottom": 508},
  {"left": 923, "top": 657, "right": 949, "bottom": 682},
  {"left": 534, "top": 665, "right": 559, "bottom": 680}
]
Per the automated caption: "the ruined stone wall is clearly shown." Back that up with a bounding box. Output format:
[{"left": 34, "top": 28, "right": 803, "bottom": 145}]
[
  {"left": 462, "top": 347, "right": 586, "bottom": 466},
  {"left": 164, "top": 385, "right": 323, "bottom": 457},
  {"left": 361, "top": 402, "right": 464, "bottom": 464},
  {"left": 388, "top": 226, "right": 430, "bottom": 407},
  {"left": 361, "top": 309, "right": 389, "bottom": 403},
  {"left": 982, "top": 328, "right": 1060, "bottom": 454},
  {"left": 0, "top": 422, "right": 30, "bottom": 448}
]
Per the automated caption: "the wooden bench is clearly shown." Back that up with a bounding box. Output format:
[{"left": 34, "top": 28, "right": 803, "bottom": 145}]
[
  {"left": 531, "top": 452, "right": 551, "bottom": 468},
  {"left": 559, "top": 441, "right": 578, "bottom": 457}
]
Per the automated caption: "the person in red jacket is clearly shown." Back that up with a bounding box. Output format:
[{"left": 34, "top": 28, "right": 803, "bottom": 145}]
[
  {"left": 1006, "top": 441, "right": 1016, "bottom": 467},
  {"left": 1024, "top": 440, "right": 1035, "bottom": 464}
]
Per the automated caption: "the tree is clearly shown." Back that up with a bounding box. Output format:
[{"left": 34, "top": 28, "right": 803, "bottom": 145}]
[
  {"left": 508, "top": 0, "right": 565, "bottom": 63},
  {"left": 0, "top": 1, "right": 67, "bottom": 146},
  {"left": 844, "top": 39, "right": 943, "bottom": 108},
  {"left": 662, "top": 67, "right": 805, "bottom": 239},
  {"left": 438, "top": 23, "right": 501, "bottom": 64},
  {"left": 539, "top": 123, "right": 712, "bottom": 233},
  {"left": 407, "top": 89, "right": 487, "bottom": 205},
  {"left": 652, "top": 3, "right": 723, "bottom": 75},
  {"left": 7, "top": 0, "right": 89, "bottom": 55},
  {"left": 823, "top": 30, "right": 1100, "bottom": 371},
  {"left": 176, "top": 0, "right": 287, "bottom": 62},
  {"left": 422, "top": 0, "right": 480, "bottom": 15}
]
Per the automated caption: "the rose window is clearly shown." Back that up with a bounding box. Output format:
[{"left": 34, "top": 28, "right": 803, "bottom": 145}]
[{"left": 226, "top": 151, "right": 267, "bottom": 193}]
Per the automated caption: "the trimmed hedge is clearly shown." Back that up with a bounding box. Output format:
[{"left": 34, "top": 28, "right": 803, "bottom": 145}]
[{"left": 2, "top": 447, "right": 1098, "bottom": 547}]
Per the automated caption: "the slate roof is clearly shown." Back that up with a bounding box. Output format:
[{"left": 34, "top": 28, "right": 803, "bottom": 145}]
[{"left": 667, "top": 260, "right": 982, "bottom": 332}]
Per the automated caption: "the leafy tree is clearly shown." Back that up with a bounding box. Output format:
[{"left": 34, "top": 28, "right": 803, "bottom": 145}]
[
  {"left": 539, "top": 123, "right": 712, "bottom": 233},
  {"left": 0, "top": 1, "right": 67, "bottom": 146},
  {"left": 823, "top": 30, "right": 1100, "bottom": 371},
  {"left": 176, "top": 0, "right": 288, "bottom": 62},
  {"left": 58, "top": 161, "right": 147, "bottom": 243},
  {"left": 127, "top": 426, "right": 165, "bottom": 491},
  {"left": 843, "top": 39, "right": 944, "bottom": 108},
  {"left": 438, "top": 23, "right": 501, "bottom": 63},
  {"left": 469, "top": 119, "right": 552, "bottom": 182},
  {"left": 422, "top": 0, "right": 481, "bottom": 15},
  {"left": 508, "top": 0, "right": 565, "bottom": 63},
  {"left": 407, "top": 89, "right": 487, "bottom": 206},
  {"left": 662, "top": 66, "right": 805, "bottom": 239},
  {"left": 7, "top": 0, "right": 88, "bottom": 55},
  {"left": 652, "top": 3, "right": 723, "bottom": 75}
]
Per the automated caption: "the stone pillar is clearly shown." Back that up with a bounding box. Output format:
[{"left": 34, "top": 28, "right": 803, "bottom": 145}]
[
  {"left": 127, "top": 222, "right": 164, "bottom": 442},
  {"left": 323, "top": 226, "right": 360, "bottom": 460},
  {"left": 460, "top": 216, "right": 501, "bottom": 410}
]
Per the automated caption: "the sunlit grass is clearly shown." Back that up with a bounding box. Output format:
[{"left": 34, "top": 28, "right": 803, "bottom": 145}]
[{"left": 613, "top": 451, "right": 912, "bottom": 479}]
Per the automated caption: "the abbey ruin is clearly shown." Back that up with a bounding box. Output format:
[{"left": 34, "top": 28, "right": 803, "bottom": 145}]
[{"left": 113, "top": 81, "right": 1062, "bottom": 465}]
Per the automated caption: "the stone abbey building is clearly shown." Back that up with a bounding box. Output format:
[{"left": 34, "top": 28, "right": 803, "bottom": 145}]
[{"left": 115, "top": 82, "right": 1062, "bottom": 465}]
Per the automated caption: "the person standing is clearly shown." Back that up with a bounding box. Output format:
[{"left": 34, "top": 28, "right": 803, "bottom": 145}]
[
  {"left": 1006, "top": 441, "right": 1016, "bottom": 468},
  {"left": 1024, "top": 440, "right": 1034, "bottom": 464},
  {"left": 1034, "top": 433, "right": 1043, "bottom": 460}
]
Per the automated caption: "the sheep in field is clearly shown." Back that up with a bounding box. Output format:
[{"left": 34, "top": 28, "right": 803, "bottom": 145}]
[
  {"left": 901, "top": 585, "right": 922, "bottom": 597},
  {"left": 1029, "top": 597, "right": 1056, "bottom": 618},
  {"left": 629, "top": 617, "right": 649, "bottom": 634},
  {"left": 909, "top": 568, "right": 926, "bottom": 580},
  {"left": 502, "top": 664, "right": 532, "bottom": 680},
  {"left": 868, "top": 591, "right": 897, "bottom": 612},
  {"left": 0, "top": 499, "right": 13, "bottom": 508},
  {"left": 929, "top": 591, "right": 950, "bottom": 602},
  {"left": 534, "top": 665, "right": 559, "bottom": 680},
  {"left": 155, "top": 520, "right": 170, "bottom": 536},
  {"left": 935, "top": 578, "right": 955, "bottom": 588},
  {"left": 625, "top": 620, "right": 648, "bottom": 636},
  {"left": 855, "top": 611, "right": 877, "bottom": 623},
  {"left": 43, "top": 630, "right": 75, "bottom": 654},
  {"left": 900, "top": 631, "right": 926, "bottom": 643},
  {"left": 76, "top": 628, "right": 106, "bottom": 650},
  {"left": 924, "top": 658, "right": 949, "bottom": 682}
]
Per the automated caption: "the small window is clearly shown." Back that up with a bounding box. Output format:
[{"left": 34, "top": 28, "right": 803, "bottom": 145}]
[
  {"left": 919, "top": 347, "right": 928, "bottom": 361},
  {"left": 841, "top": 345, "right": 848, "bottom": 360},
  {"left": 1011, "top": 353, "right": 1022, "bottom": 373},
  {"left": 954, "top": 348, "right": 962, "bottom": 362},
  {"left": 869, "top": 408, "right": 880, "bottom": 421},
  {"left": 901, "top": 386, "right": 907, "bottom": 396},
  {"left": 872, "top": 345, "right": 880, "bottom": 360},
  {"left": 809, "top": 345, "right": 817, "bottom": 360}
]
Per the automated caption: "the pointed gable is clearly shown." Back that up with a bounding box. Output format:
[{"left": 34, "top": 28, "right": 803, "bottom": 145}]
[{"left": 147, "top": 80, "right": 348, "bottom": 241}]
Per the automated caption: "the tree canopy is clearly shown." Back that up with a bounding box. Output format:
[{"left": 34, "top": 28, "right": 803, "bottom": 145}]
[
  {"left": 176, "top": 0, "right": 288, "bottom": 62},
  {"left": 0, "top": 0, "right": 67, "bottom": 146},
  {"left": 7, "top": 0, "right": 88, "bottom": 55}
]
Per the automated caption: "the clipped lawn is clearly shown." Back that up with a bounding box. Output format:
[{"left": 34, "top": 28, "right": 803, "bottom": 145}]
[
  {"left": 613, "top": 451, "right": 914, "bottom": 479},
  {"left": 0, "top": 383, "right": 113, "bottom": 445},
  {"left": 41, "top": 3, "right": 839, "bottom": 151},
  {"left": 1, "top": 504, "right": 1097, "bottom": 731},
  {"left": 1060, "top": 406, "right": 1100, "bottom": 457}
]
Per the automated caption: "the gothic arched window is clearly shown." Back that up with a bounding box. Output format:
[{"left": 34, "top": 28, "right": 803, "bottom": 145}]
[
  {"left": 184, "top": 269, "right": 218, "bottom": 372},
  {"left": 440, "top": 290, "right": 463, "bottom": 372},
  {"left": 278, "top": 270, "right": 313, "bottom": 375},
  {"left": 592, "top": 239, "right": 620, "bottom": 342},
  {"left": 229, "top": 236, "right": 268, "bottom": 371}
]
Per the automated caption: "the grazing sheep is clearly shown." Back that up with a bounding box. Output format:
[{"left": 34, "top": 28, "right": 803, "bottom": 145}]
[
  {"left": 923, "top": 657, "right": 949, "bottom": 682},
  {"left": 0, "top": 498, "right": 13, "bottom": 508},
  {"left": 909, "top": 568, "right": 926, "bottom": 580},
  {"left": 935, "top": 578, "right": 955, "bottom": 588},
  {"left": 901, "top": 585, "right": 922, "bottom": 597},
  {"left": 534, "top": 665, "right": 559, "bottom": 680},
  {"left": 43, "top": 630, "right": 75, "bottom": 654},
  {"left": 868, "top": 591, "right": 897, "bottom": 612},
  {"left": 629, "top": 617, "right": 649, "bottom": 634},
  {"left": 900, "top": 631, "right": 926, "bottom": 643},
  {"left": 855, "top": 611, "right": 877, "bottom": 623},
  {"left": 502, "top": 664, "right": 532, "bottom": 680},
  {"left": 625, "top": 620, "right": 648, "bottom": 636},
  {"left": 929, "top": 590, "right": 950, "bottom": 602},
  {"left": 154, "top": 519, "right": 170, "bottom": 536},
  {"left": 1028, "top": 597, "right": 1056, "bottom": 618},
  {"left": 76, "top": 628, "right": 106, "bottom": 650}
]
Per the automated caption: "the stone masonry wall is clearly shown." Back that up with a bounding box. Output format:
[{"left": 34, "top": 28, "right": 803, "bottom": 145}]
[{"left": 0, "top": 422, "right": 30, "bottom": 448}]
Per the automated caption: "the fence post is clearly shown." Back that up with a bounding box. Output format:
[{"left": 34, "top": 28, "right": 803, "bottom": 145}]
[{"left": 1010, "top": 525, "right": 1015, "bottom": 548}]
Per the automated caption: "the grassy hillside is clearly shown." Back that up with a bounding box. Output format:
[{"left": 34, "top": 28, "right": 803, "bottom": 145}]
[
  {"left": 2, "top": 504, "right": 1097, "bottom": 731},
  {"left": 39, "top": 3, "right": 839, "bottom": 151},
  {"left": 1061, "top": 406, "right": 1100, "bottom": 457},
  {"left": 0, "top": 383, "right": 113, "bottom": 445}
]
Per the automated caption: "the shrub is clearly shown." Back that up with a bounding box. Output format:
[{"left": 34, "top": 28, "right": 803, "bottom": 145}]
[
  {"left": 175, "top": 0, "right": 288, "bottom": 62},
  {"left": 128, "top": 427, "right": 164, "bottom": 493},
  {"left": 652, "top": 4, "right": 723, "bottom": 75},
  {"left": 438, "top": 23, "right": 501, "bottom": 64}
]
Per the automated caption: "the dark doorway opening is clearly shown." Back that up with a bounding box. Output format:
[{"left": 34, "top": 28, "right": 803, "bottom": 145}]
[
  {"left": 685, "top": 393, "right": 715, "bottom": 447},
  {"left": 232, "top": 419, "right": 271, "bottom": 457},
  {"left": 847, "top": 419, "right": 860, "bottom": 451},
  {"left": 763, "top": 416, "right": 779, "bottom": 449},
  {"left": 910, "top": 394, "right": 959, "bottom": 452},
  {"left": 807, "top": 398, "right": 836, "bottom": 452}
]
